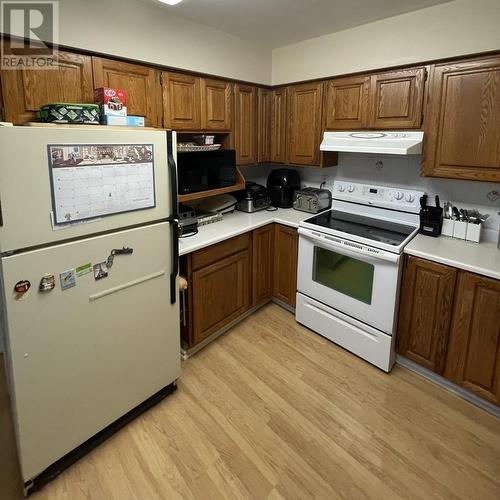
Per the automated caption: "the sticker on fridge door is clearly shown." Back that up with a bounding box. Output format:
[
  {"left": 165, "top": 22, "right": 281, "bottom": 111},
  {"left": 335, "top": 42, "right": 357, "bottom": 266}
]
[
  {"left": 13, "top": 280, "right": 31, "bottom": 300},
  {"left": 93, "top": 262, "right": 108, "bottom": 281},
  {"left": 76, "top": 262, "right": 92, "bottom": 277},
  {"left": 39, "top": 274, "right": 56, "bottom": 292},
  {"left": 59, "top": 269, "right": 76, "bottom": 290}
]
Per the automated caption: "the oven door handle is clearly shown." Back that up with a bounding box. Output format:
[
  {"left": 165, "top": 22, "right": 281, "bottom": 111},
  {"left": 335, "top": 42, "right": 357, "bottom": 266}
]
[{"left": 298, "top": 227, "right": 400, "bottom": 264}]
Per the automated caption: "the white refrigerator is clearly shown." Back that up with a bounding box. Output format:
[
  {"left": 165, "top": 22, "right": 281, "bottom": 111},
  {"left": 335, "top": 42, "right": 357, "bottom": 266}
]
[{"left": 0, "top": 126, "right": 181, "bottom": 494}]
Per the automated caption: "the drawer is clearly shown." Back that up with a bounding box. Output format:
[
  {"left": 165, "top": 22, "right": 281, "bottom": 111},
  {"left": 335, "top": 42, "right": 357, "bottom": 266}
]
[{"left": 191, "top": 232, "right": 251, "bottom": 271}]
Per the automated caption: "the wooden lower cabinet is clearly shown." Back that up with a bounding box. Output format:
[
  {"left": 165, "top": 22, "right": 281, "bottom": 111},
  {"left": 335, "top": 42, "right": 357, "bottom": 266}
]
[
  {"left": 444, "top": 272, "right": 500, "bottom": 405},
  {"left": 397, "top": 255, "right": 500, "bottom": 406},
  {"left": 273, "top": 224, "right": 299, "bottom": 307},
  {"left": 397, "top": 256, "right": 457, "bottom": 373},
  {"left": 181, "top": 224, "right": 298, "bottom": 350},
  {"left": 252, "top": 225, "right": 274, "bottom": 306}
]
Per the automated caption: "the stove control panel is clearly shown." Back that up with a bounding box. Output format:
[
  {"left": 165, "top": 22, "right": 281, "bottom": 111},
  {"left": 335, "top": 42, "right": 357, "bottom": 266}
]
[{"left": 332, "top": 182, "right": 424, "bottom": 212}]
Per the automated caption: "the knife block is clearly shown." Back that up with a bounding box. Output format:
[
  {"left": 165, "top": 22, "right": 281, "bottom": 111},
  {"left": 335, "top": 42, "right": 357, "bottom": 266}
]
[{"left": 419, "top": 207, "right": 443, "bottom": 237}]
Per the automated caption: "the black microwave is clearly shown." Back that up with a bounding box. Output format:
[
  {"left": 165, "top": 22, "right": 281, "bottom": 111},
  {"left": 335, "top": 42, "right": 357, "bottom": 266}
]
[{"left": 177, "top": 149, "right": 237, "bottom": 195}]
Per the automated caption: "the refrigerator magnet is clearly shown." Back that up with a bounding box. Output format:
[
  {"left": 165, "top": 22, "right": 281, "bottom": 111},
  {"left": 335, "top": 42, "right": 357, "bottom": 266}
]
[
  {"left": 13, "top": 280, "right": 31, "bottom": 300},
  {"left": 59, "top": 269, "right": 76, "bottom": 290},
  {"left": 93, "top": 262, "right": 108, "bottom": 281},
  {"left": 76, "top": 262, "right": 92, "bottom": 277},
  {"left": 39, "top": 274, "right": 56, "bottom": 292}
]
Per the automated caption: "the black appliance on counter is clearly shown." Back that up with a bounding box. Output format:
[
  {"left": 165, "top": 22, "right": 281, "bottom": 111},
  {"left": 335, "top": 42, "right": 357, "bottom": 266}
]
[
  {"left": 235, "top": 182, "right": 271, "bottom": 213},
  {"left": 266, "top": 168, "right": 301, "bottom": 208},
  {"left": 177, "top": 149, "right": 237, "bottom": 195}
]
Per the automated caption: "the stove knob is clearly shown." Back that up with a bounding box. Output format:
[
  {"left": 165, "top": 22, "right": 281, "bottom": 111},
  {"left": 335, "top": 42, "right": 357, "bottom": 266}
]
[
  {"left": 338, "top": 184, "right": 345, "bottom": 192},
  {"left": 347, "top": 184, "right": 355, "bottom": 193},
  {"left": 394, "top": 191, "right": 404, "bottom": 200},
  {"left": 405, "top": 193, "right": 415, "bottom": 203}
]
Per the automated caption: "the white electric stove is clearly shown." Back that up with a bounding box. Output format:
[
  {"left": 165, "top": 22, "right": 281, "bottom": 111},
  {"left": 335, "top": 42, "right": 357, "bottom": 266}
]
[{"left": 296, "top": 181, "right": 424, "bottom": 372}]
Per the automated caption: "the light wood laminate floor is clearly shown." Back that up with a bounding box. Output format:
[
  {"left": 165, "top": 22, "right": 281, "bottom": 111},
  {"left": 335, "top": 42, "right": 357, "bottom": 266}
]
[{"left": 2, "top": 303, "right": 499, "bottom": 499}]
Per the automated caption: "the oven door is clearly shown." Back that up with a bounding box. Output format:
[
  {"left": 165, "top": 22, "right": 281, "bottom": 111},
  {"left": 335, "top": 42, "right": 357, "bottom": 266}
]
[{"left": 297, "top": 227, "right": 401, "bottom": 334}]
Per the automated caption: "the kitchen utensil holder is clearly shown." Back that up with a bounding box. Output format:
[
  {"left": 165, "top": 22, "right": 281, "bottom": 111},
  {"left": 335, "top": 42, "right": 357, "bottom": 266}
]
[
  {"left": 419, "top": 207, "right": 443, "bottom": 237},
  {"left": 441, "top": 220, "right": 482, "bottom": 242}
]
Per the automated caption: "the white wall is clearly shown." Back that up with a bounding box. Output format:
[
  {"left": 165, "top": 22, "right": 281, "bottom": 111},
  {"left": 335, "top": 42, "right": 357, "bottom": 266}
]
[
  {"left": 272, "top": 0, "right": 500, "bottom": 84},
  {"left": 241, "top": 157, "right": 500, "bottom": 243},
  {"left": 21, "top": 0, "right": 272, "bottom": 84}
]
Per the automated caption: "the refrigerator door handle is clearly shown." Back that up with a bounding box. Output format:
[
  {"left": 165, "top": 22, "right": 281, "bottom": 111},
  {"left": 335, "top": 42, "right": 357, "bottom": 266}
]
[
  {"left": 167, "top": 131, "right": 179, "bottom": 305},
  {"left": 169, "top": 218, "right": 179, "bottom": 304}
]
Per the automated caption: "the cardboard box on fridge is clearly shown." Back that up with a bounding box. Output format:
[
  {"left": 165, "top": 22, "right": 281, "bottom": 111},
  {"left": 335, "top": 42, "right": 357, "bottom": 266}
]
[
  {"left": 94, "top": 87, "right": 127, "bottom": 116},
  {"left": 102, "top": 115, "right": 145, "bottom": 127}
]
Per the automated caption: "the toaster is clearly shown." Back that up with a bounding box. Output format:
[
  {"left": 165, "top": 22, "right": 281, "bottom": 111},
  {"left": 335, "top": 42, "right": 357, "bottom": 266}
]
[
  {"left": 236, "top": 182, "right": 271, "bottom": 213},
  {"left": 293, "top": 187, "right": 332, "bottom": 214}
]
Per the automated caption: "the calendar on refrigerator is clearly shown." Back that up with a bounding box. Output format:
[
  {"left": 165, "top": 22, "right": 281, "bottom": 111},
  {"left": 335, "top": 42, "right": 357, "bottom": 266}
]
[{"left": 48, "top": 143, "right": 155, "bottom": 225}]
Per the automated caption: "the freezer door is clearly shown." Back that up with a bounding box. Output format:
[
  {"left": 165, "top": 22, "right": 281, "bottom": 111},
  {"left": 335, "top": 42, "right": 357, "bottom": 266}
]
[
  {"left": 0, "top": 127, "right": 175, "bottom": 253},
  {"left": 1, "top": 222, "right": 180, "bottom": 482}
]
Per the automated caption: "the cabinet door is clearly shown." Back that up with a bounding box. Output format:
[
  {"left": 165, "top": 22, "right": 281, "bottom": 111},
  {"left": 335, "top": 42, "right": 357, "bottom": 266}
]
[
  {"left": 271, "top": 88, "right": 287, "bottom": 163},
  {"left": 444, "top": 272, "right": 500, "bottom": 405},
  {"left": 423, "top": 56, "right": 500, "bottom": 182},
  {"left": 368, "top": 68, "right": 425, "bottom": 129},
  {"left": 92, "top": 57, "right": 161, "bottom": 127},
  {"left": 191, "top": 249, "right": 251, "bottom": 345},
  {"left": 201, "top": 78, "right": 232, "bottom": 131},
  {"left": 287, "top": 82, "right": 324, "bottom": 165},
  {"left": 252, "top": 225, "right": 274, "bottom": 306},
  {"left": 397, "top": 256, "right": 457, "bottom": 373},
  {"left": 257, "top": 88, "right": 272, "bottom": 163},
  {"left": 325, "top": 76, "right": 369, "bottom": 130},
  {"left": 234, "top": 84, "right": 257, "bottom": 165},
  {"left": 1, "top": 50, "right": 93, "bottom": 124},
  {"left": 273, "top": 224, "right": 298, "bottom": 307},
  {"left": 162, "top": 72, "right": 201, "bottom": 130}
]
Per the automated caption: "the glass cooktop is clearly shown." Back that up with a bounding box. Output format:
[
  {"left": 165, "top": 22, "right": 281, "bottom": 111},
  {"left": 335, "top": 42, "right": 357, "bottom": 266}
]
[{"left": 304, "top": 210, "right": 416, "bottom": 247}]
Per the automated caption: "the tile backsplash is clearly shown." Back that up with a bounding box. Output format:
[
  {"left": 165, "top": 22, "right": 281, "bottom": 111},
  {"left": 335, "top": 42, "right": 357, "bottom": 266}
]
[{"left": 241, "top": 153, "right": 500, "bottom": 242}]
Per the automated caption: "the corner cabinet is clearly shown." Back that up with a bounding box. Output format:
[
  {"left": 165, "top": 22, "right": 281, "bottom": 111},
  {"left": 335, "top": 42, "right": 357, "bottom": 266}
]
[
  {"left": 444, "top": 272, "right": 500, "bottom": 405},
  {"left": 92, "top": 57, "right": 162, "bottom": 127},
  {"left": 252, "top": 224, "right": 275, "bottom": 306},
  {"left": 273, "top": 224, "right": 299, "bottom": 307},
  {"left": 423, "top": 55, "right": 500, "bottom": 182},
  {"left": 287, "top": 82, "right": 324, "bottom": 166},
  {"left": 234, "top": 84, "right": 257, "bottom": 165},
  {"left": 1, "top": 50, "right": 94, "bottom": 124},
  {"left": 257, "top": 88, "right": 272, "bottom": 163},
  {"left": 271, "top": 88, "right": 288, "bottom": 163},
  {"left": 397, "top": 255, "right": 500, "bottom": 406}
]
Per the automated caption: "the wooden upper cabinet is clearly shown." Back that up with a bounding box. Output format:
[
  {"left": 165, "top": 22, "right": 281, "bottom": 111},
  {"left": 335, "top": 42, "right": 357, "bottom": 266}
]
[
  {"left": 368, "top": 67, "right": 425, "bottom": 129},
  {"left": 1, "top": 50, "right": 93, "bottom": 124},
  {"left": 234, "top": 84, "right": 257, "bottom": 165},
  {"left": 201, "top": 78, "right": 232, "bottom": 131},
  {"left": 273, "top": 224, "right": 298, "bottom": 307},
  {"left": 162, "top": 72, "right": 201, "bottom": 130},
  {"left": 92, "top": 57, "right": 161, "bottom": 127},
  {"left": 444, "top": 272, "right": 500, "bottom": 405},
  {"left": 397, "top": 256, "right": 457, "bottom": 374},
  {"left": 325, "top": 75, "right": 369, "bottom": 130},
  {"left": 257, "top": 88, "right": 272, "bottom": 163},
  {"left": 287, "top": 82, "right": 324, "bottom": 165},
  {"left": 271, "top": 87, "right": 287, "bottom": 163},
  {"left": 423, "top": 56, "right": 500, "bottom": 182}
]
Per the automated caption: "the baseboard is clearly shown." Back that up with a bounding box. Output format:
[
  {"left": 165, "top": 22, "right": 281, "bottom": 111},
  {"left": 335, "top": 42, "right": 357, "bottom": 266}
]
[{"left": 396, "top": 355, "right": 500, "bottom": 418}]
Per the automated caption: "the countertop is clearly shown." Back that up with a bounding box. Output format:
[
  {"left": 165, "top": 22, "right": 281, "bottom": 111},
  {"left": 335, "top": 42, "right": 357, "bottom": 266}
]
[
  {"left": 179, "top": 208, "right": 307, "bottom": 256},
  {"left": 404, "top": 234, "right": 500, "bottom": 280},
  {"left": 179, "top": 209, "right": 500, "bottom": 281}
]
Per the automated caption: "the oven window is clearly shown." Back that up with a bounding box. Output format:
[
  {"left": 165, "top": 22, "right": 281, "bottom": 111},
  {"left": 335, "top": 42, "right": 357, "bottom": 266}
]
[{"left": 313, "top": 246, "right": 374, "bottom": 304}]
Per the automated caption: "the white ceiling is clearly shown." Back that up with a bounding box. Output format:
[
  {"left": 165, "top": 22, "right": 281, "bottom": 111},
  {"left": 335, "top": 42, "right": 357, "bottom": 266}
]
[{"left": 146, "top": 0, "right": 453, "bottom": 48}]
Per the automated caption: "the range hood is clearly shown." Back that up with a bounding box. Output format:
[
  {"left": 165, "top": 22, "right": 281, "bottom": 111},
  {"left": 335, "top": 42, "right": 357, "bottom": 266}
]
[{"left": 320, "top": 131, "right": 424, "bottom": 155}]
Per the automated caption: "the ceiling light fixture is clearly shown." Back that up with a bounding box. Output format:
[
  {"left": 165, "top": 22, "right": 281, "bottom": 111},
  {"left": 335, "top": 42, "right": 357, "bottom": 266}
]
[{"left": 158, "top": 0, "right": 183, "bottom": 5}]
